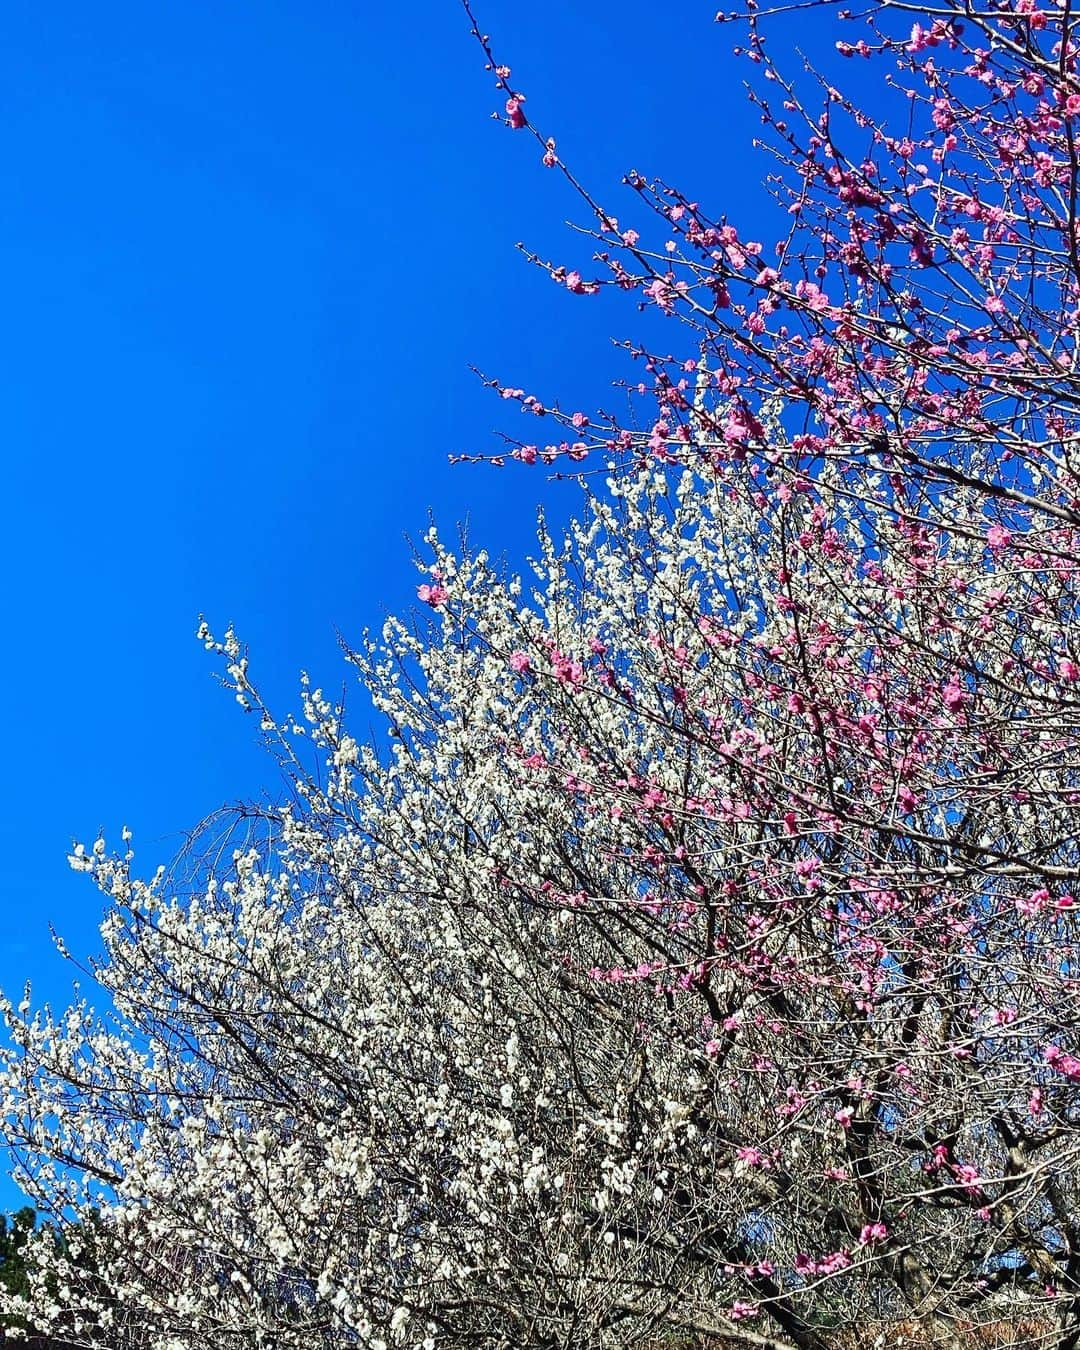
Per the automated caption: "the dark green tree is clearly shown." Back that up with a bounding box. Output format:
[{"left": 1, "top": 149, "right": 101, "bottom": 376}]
[
  {"left": 0, "top": 1208, "right": 37, "bottom": 1336},
  {"left": 1, "top": 1210, "right": 84, "bottom": 1349}
]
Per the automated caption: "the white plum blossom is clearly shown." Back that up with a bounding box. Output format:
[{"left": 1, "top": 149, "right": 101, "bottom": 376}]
[{"left": 3, "top": 458, "right": 1080, "bottom": 1347}]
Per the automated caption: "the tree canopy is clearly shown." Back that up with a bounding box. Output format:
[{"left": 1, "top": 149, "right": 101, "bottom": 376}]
[
  {"left": 2, "top": 1210, "right": 37, "bottom": 1314},
  {"left": 5, "top": 1, "right": 1080, "bottom": 1346}
]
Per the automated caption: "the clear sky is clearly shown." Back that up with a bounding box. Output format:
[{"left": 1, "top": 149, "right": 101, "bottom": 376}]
[{"left": 0, "top": 0, "right": 840, "bottom": 1207}]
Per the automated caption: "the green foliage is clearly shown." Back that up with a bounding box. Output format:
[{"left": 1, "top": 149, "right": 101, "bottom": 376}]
[{"left": 1, "top": 1207, "right": 38, "bottom": 1334}]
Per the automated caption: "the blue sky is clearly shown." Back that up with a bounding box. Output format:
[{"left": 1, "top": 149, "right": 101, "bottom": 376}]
[{"left": 0, "top": 0, "right": 840, "bottom": 1207}]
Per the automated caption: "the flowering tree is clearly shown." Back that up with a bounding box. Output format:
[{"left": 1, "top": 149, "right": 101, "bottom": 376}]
[{"left": 6, "top": 0, "right": 1080, "bottom": 1346}]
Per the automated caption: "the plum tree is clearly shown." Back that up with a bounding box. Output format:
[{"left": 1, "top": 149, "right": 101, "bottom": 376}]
[{"left": 6, "top": 1, "right": 1080, "bottom": 1346}]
